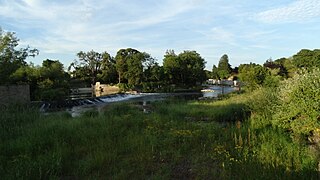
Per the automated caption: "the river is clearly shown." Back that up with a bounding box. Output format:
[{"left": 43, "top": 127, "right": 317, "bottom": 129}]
[{"left": 44, "top": 85, "right": 238, "bottom": 117}]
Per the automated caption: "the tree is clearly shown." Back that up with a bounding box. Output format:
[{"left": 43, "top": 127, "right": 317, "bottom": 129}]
[
  {"left": 142, "top": 54, "right": 162, "bottom": 83},
  {"left": 212, "top": 65, "right": 219, "bottom": 79},
  {"left": 98, "top": 55, "right": 118, "bottom": 84},
  {"left": 115, "top": 48, "right": 153, "bottom": 87},
  {"left": 115, "top": 48, "right": 140, "bottom": 84},
  {"left": 11, "top": 59, "right": 70, "bottom": 100},
  {"left": 69, "top": 50, "right": 111, "bottom": 85},
  {"left": 292, "top": 49, "right": 320, "bottom": 69},
  {"left": 238, "top": 63, "right": 268, "bottom": 90},
  {"left": 10, "top": 63, "right": 40, "bottom": 100},
  {"left": 163, "top": 50, "right": 179, "bottom": 84},
  {"left": 263, "top": 58, "right": 287, "bottom": 78},
  {"left": 0, "top": 28, "right": 38, "bottom": 84},
  {"left": 126, "top": 52, "right": 144, "bottom": 87},
  {"left": 37, "top": 59, "right": 70, "bottom": 100},
  {"left": 217, "top": 54, "right": 232, "bottom": 79},
  {"left": 163, "top": 50, "right": 206, "bottom": 86}
]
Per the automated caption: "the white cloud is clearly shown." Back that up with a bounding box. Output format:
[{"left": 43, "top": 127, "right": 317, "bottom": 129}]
[
  {"left": 2, "top": 0, "right": 320, "bottom": 67},
  {"left": 205, "top": 27, "right": 238, "bottom": 46},
  {"left": 2, "top": 0, "right": 200, "bottom": 62},
  {"left": 257, "top": 0, "right": 320, "bottom": 23}
]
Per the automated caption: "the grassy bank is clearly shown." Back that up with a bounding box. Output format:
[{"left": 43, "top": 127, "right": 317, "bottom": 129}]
[{"left": 0, "top": 93, "right": 319, "bottom": 179}]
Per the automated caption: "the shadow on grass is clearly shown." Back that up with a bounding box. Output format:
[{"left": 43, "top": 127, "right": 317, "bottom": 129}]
[
  {"left": 0, "top": 101, "right": 318, "bottom": 179},
  {"left": 152, "top": 99, "right": 250, "bottom": 123}
]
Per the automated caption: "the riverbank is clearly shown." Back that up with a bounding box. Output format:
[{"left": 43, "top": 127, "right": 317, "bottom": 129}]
[{"left": 0, "top": 91, "right": 318, "bottom": 179}]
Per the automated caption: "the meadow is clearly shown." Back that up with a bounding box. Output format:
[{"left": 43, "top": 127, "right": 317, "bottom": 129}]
[{"left": 1, "top": 90, "right": 318, "bottom": 179}]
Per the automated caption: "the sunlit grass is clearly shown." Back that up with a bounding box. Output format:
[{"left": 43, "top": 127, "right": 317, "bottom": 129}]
[{"left": 0, "top": 95, "right": 318, "bottom": 179}]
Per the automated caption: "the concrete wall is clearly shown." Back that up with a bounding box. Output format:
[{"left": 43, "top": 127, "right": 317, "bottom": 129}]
[
  {"left": 0, "top": 85, "right": 30, "bottom": 105},
  {"left": 95, "top": 82, "right": 120, "bottom": 97}
]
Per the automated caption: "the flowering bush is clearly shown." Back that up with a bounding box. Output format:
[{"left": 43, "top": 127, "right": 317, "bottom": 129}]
[{"left": 272, "top": 69, "right": 320, "bottom": 135}]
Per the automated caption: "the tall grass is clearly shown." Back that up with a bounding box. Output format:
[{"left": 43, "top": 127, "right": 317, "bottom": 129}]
[{"left": 0, "top": 95, "right": 318, "bottom": 179}]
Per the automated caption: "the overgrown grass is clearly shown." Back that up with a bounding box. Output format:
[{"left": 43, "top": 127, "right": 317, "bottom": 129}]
[{"left": 0, "top": 94, "right": 319, "bottom": 179}]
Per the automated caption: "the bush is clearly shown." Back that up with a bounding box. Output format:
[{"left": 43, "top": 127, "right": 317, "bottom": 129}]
[
  {"left": 247, "top": 87, "right": 278, "bottom": 129},
  {"left": 118, "top": 83, "right": 134, "bottom": 92},
  {"left": 272, "top": 69, "right": 320, "bottom": 135},
  {"left": 38, "top": 88, "right": 68, "bottom": 101}
]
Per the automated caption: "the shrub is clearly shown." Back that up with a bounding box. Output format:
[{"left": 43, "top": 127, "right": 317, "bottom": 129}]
[
  {"left": 246, "top": 87, "right": 278, "bottom": 129},
  {"left": 272, "top": 69, "right": 320, "bottom": 135}
]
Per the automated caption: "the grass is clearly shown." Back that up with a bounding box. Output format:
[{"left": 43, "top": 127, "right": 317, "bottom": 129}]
[{"left": 0, "top": 94, "right": 319, "bottom": 179}]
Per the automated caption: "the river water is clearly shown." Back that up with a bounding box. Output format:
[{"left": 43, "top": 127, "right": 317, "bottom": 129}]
[{"left": 65, "top": 85, "right": 237, "bottom": 117}]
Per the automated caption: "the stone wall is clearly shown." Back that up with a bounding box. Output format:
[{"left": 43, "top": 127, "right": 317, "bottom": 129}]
[
  {"left": 0, "top": 85, "right": 30, "bottom": 105},
  {"left": 94, "top": 82, "right": 120, "bottom": 97}
]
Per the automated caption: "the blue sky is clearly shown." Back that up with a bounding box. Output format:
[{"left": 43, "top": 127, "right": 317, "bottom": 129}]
[{"left": 1, "top": 0, "right": 320, "bottom": 69}]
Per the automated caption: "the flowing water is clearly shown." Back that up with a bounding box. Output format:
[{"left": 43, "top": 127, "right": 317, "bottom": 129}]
[{"left": 44, "top": 85, "right": 238, "bottom": 117}]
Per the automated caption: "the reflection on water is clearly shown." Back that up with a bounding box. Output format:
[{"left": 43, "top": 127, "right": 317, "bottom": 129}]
[
  {"left": 66, "top": 85, "right": 237, "bottom": 117},
  {"left": 202, "top": 85, "right": 237, "bottom": 98}
]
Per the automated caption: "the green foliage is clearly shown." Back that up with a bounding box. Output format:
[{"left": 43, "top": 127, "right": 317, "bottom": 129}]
[
  {"left": 98, "top": 56, "right": 118, "bottom": 84},
  {"left": 36, "top": 60, "right": 70, "bottom": 101},
  {"left": 263, "top": 71, "right": 281, "bottom": 88},
  {"left": 8, "top": 59, "right": 70, "bottom": 101},
  {"left": 272, "top": 69, "right": 320, "bottom": 135},
  {"left": 115, "top": 48, "right": 156, "bottom": 88},
  {"left": 264, "top": 58, "right": 288, "bottom": 78},
  {"left": 117, "top": 83, "right": 134, "bottom": 92},
  {"left": 126, "top": 52, "right": 144, "bottom": 87},
  {"left": 163, "top": 50, "right": 206, "bottom": 86},
  {"left": 247, "top": 68, "right": 320, "bottom": 136},
  {"left": 1, "top": 96, "right": 318, "bottom": 179},
  {"left": 246, "top": 88, "right": 278, "bottom": 128},
  {"left": 217, "top": 54, "right": 232, "bottom": 79},
  {"left": 69, "top": 50, "right": 113, "bottom": 85},
  {"left": 211, "top": 65, "right": 219, "bottom": 79},
  {"left": 293, "top": 49, "right": 320, "bottom": 69},
  {"left": 144, "top": 62, "right": 162, "bottom": 82},
  {"left": 238, "top": 63, "right": 269, "bottom": 90},
  {"left": 115, "top": 48, "right": 139, "bottom": 84},
  {"left": 0, "top": 28, "right": 38, "bottom": 85},
  {"left": 282, "top": 58, "right": 297, "bottom": 78}
]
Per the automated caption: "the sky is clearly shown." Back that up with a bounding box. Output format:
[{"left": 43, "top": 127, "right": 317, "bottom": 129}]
[{"left": 1, "top": 0, "right": 320, "bottom": 69}]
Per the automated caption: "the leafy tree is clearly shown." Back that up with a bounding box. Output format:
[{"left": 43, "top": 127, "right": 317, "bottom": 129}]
[
  {"left": 163, "top": 50, "right": 206, "bottom": 86},
  {"left": 273, "top": 57, "right": 297, "bottom": 78},
  {"left": 11, "top": 59, "right": 70, "bottom": 100},
  {"left": 0, "top": 28, "right": 38, "bottom": 84},
  {"left": 115, "top": 48, "right": 154, "bottom": 88},
  {"left": 126, "top": 52, "right": 144, "bottom": 87},
  {"left": 69, "top": 50, "right": 111, "bottom": 85},
  {"left": 263, "top": 58, "right": 288, "bottom": 79},
  {"left": 163, "top": 50, "right": 179, "bottom": 84},
  {"left": 143, "top": 54, "right": 163, "bottom": 83},
  {"left": 37, "top": 59, "right": 70, "bottom": 100},
  {"left": 272, "top": 69, "right": 320, "bottom": 135},
  {"left": 211, "top": 65, "right": 219, "bottom": 79},
  {"left": 238, "top": 63, "right": 268, "bottom": 90},
  {"left": 98, "top": 55, "right": 118, "bottom": 84},
  {"left": 115, "top": 48, "right": 140, "bottom": 84},
  {"left": 217, "top": 54, "right": 232, "bottom": 79},
  {"left": 10, "top": 63, "right": 40, "bottom": 100},
  {"left": 69, "top": 66, "right": 91, "bottom": 86},
  {"left": 204, "top": 70, "right": 212, "bottom": 80},
  {"left": 292, "top": 49, "right": 320, "bottom": 69}
]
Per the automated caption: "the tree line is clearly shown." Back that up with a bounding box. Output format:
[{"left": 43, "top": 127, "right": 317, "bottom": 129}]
[
  {"left": 1, "top": 28, "right": 319, "bottom": 100},
  {"left": 0, "top": 29, "right": 207, "bottom": 100}
]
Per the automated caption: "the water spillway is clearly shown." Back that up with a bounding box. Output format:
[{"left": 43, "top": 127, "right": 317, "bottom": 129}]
[
  {"left": 39, "top": 85, "right": 238, "bottom": 116},
  {"left": 39, "top": 93, "right": 146, "bottom": 112}
]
